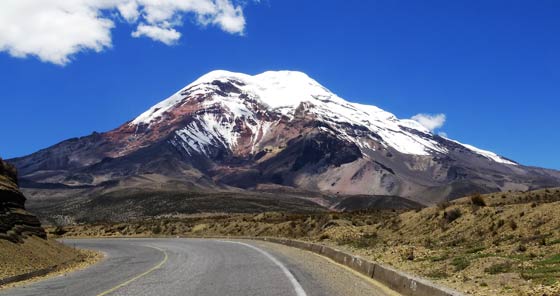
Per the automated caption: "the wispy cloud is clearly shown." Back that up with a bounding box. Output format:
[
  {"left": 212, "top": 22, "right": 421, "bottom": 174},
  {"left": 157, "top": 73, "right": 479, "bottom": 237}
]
[
  {"left": 132, "top": 24, "right": 181, "bottom": 45},
  {"left": 411, "top": 113, "right": 446, "bottom": 132},
  {"left": 0, "top": 0, "right": 249, "bottom": 65}
]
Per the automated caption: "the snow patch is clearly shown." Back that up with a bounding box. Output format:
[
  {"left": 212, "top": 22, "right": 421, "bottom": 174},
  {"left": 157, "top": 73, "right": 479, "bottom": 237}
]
[
  {"left": 131, "top": 70, "right": 513, "bottom": 164},
  {"left": 460, "top": 143, "right": 517, "bottom": 165},
  {"left": 443, "top": 137, "right": 517, "bottom": 165}
]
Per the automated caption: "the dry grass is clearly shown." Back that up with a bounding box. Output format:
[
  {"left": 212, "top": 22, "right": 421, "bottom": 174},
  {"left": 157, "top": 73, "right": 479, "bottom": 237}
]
[
  {"left": 50, "top": 187, "right": 560, "bottom": 296},
  {"left": 0, "top": 236, "right": 100, "bottom": 280}
]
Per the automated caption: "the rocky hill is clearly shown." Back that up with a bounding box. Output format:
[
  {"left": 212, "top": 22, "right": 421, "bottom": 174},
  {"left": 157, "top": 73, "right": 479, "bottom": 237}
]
[{"left": 0, "top": 159, "right": 45, "bottom": 242}]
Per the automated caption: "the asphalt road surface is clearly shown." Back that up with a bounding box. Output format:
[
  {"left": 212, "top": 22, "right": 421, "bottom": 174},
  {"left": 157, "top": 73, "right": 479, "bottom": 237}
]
[{"left": 1, "top": 238, "right": 399, "bottom": 296}]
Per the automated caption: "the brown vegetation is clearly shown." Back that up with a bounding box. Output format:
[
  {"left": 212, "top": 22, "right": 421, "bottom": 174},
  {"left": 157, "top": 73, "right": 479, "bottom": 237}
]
[
  {"left": 0, "top": 159, "right": 99, "bottom": 283},
  {"left": 49, "top": 187, "right": 560, "bottom": 296}
]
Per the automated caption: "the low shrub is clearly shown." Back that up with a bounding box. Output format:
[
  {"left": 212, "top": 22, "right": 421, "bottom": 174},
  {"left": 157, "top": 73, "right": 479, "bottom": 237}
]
[
  {"left": 466, "top": 246, "right": 486, "bottom": 254},
  {"left": 352, "top": 232, "right": 379, "bottom": 248},
  {"left": 152, "top": 225, "right": 162, "bottom": 234},
  {"left": 484, "top": 262, "right": 513, "bottom": 274},
  {"left": 402, "top": 248, "right": 415, "bottom": 261},
  {"left": 497, "top": 219, "right": 505, "bottom": 228},
  {"left": 451, "top": 256, "right": 470, "bottom": 272},
  {"left": 509, "top": 220, "right": 518, "bottom": 230},
  {"left": 444, "top": 208, "right": 462, "bottom": 223},
  {"left": 51, "top": 226, "right": 67, "bottom": 236},
  {"left": 470, "top": 194, "right": 487, "bottom": 207}
]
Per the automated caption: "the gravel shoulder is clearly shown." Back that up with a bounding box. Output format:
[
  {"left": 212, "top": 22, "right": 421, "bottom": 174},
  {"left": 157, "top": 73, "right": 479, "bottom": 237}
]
[{"left": 250, "top": 240, "right": 399, "bottom": 296}]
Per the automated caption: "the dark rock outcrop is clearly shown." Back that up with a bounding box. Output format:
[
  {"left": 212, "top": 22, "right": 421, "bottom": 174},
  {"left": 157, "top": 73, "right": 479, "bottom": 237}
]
[{"left": 0, "top": 159, "right": 46, "bottom": 242}]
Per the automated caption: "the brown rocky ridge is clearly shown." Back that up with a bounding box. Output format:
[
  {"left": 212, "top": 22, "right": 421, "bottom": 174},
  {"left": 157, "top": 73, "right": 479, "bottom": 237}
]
[{"left": 0, "top": 158, "right": 45, "bottom": 242}]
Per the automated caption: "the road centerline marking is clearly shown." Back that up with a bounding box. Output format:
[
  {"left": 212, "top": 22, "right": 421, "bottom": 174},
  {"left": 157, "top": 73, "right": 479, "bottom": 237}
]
[
  {"left": 96, "top": 245, "right": 168, "bottom": 296},
  {"left": 219, "top": 240, "right": 308, "bottom": 296}
]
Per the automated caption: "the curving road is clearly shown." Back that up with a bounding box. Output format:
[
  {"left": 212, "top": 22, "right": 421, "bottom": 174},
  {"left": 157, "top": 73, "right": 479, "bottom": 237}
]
[{"left": 0, "top": 238, "right": 399, "bottom": 296}]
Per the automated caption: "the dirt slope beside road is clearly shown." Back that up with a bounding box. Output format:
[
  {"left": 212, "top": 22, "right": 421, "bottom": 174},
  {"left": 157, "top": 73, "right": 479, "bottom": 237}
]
[
  {"left": 0, "top": 236, "right": 98, "bottom": 280},
  {"left": 0, "top": 159, "right": 100, "bottom": 284}
]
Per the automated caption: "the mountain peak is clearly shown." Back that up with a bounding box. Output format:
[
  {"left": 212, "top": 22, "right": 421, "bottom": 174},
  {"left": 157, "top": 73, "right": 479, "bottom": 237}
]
[
  {"left": 188, "top": 69, "right": 338, "bottom": 109},
  {"left": 128, "top": 69, "right": 517, "bottom": 165},
  {"left": 131, "top": 70, "right": 338, "bottom": 125},
  {"left": 189, "top": 69, "right": 315, "bottom": 85}
]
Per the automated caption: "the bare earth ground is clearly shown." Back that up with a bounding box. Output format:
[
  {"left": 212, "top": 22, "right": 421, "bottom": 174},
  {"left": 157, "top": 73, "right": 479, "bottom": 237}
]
[
  {"left": 49, "top": 188, "right": 560, "bottom": 296},
  {"left": 0, "top": 236, "right": 101, "bottom": 288}
]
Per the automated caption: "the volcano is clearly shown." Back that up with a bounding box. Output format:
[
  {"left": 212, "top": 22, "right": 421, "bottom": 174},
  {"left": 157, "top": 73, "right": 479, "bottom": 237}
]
[{"left": 9, "top": 70, "right": 560, "bottom": 222}]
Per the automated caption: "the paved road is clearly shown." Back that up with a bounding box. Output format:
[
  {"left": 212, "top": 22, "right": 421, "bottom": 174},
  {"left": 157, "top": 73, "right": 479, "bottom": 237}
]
[{"left": 0, "top": 238, "right": 398, "bottom": 296}]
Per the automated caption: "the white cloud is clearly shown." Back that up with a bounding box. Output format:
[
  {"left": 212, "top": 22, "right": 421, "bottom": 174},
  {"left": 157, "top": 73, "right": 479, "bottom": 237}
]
[
  {"left": 118, "top": 1, "right": 140, "bottom": 22},
  {"left": 411, "top": 113, "right": 446, "bottom": 132},
  {"left": 211, "top": 0, "right": 246, "bottom": 34},
  {"left": 0, "top": 0, "right": 248, "bottom": 65},
  {"left": 132, "top": 24, "right": 181, "bottom": 45},
  {"left": 0, "top": 0, "right": 115, "bottom": 65}
]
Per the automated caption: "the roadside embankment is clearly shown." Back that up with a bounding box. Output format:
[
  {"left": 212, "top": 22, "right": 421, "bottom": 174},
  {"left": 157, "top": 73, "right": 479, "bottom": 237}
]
[{"left": 0, "top": 159, "right": 102, "bottom": 287}]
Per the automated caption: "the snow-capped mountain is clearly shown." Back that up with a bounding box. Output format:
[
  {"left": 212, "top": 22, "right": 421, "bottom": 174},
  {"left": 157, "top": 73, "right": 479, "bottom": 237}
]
[
  {"left": 132, "top": 70, "right": 514, "bottom": 164},
  {"left": 9, "top": 70, "right": 560, "bottom": 216}
]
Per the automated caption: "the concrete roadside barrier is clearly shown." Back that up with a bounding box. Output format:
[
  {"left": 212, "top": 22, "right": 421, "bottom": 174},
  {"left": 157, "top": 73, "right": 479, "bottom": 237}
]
[
  {"left": 371, "top": 262, "right": 463, "bottom": 296},
  {"left": 250, "top": 237, "right": 466, "bottom": 296}
]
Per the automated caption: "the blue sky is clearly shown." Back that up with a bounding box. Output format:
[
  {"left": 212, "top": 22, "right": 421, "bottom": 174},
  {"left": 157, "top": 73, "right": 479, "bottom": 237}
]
[{"left": 1, "top": 0, "right": 559, "bottom": 169}]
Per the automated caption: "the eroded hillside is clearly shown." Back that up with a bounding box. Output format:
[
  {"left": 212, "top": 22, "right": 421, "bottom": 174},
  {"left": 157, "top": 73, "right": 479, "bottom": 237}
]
[{"left": 0, "top": 159, "right": 99, "bottom": 281}]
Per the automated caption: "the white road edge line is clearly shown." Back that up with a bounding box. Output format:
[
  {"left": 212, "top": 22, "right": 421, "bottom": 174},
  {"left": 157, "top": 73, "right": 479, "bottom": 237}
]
[{"left": 219, "top": 240, "right": 308, "bottom": 296}]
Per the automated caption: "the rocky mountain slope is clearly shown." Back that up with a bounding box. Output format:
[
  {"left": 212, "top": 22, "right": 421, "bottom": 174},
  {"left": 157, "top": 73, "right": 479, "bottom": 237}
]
[
  {"left": 0, "top": 159, "right": 45, "bottom": 242},
  {"left": 9, "top": 70, "right": 560, "bottom": 220}
]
